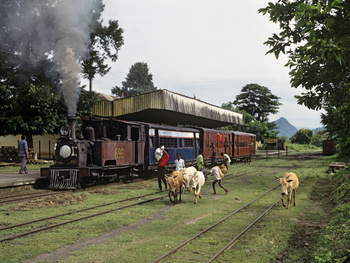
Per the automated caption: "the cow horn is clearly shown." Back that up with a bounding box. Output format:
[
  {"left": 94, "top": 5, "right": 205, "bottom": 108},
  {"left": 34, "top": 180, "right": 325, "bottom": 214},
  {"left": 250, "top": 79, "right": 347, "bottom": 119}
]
[{"left": 274, "top": 176, "right": 280, "bottom": 180}]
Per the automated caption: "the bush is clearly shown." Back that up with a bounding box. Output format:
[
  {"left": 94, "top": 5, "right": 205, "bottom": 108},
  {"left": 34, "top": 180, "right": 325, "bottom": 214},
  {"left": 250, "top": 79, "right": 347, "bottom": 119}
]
[{"left": 314, "top": 169, "right": 350, "bottom": 262}]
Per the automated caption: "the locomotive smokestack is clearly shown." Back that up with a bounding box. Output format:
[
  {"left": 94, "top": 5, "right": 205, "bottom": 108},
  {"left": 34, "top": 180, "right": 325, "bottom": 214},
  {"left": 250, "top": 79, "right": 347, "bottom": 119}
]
[{"left": 67, "top": 116, "right": 76, "bottom": 139}]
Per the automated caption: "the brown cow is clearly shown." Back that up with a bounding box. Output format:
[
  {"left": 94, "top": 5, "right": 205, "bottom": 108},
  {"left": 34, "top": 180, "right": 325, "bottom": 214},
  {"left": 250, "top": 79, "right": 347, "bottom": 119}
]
[
  {"left": 167, "top": 171, "right": 183, "bottom": 204},
  {"left": 276, "top": 172, "right": 299, "bottom": 209}
]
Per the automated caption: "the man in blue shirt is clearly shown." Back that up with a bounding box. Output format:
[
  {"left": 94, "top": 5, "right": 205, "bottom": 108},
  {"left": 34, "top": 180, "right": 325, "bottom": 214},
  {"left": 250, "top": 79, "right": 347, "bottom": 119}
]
[{"left": 17, "top": 135, "right": 29, "bottom": 174}]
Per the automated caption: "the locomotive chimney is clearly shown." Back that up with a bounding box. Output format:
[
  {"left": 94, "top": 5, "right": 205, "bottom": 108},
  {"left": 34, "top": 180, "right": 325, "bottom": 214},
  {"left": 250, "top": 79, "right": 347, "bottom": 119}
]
[{"left": 67, "top": 116, "right": 76, "bottom": 139}]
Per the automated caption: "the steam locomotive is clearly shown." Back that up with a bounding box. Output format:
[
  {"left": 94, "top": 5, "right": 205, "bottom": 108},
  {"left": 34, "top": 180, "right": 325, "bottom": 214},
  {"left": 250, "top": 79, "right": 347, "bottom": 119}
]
[{"left": 41, "top": 116, "right": 256, "bottom": 189}]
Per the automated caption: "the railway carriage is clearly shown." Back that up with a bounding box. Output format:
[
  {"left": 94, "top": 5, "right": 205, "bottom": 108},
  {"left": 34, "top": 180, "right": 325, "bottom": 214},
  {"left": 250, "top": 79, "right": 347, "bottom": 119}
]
[{"left": 141, "top": 123, "right": 199, "bottom": 167}]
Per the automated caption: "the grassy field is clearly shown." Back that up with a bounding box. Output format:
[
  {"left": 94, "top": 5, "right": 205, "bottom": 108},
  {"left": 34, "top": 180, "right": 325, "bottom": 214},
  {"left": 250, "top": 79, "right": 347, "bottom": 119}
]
[{"left": 0, "top": 152, "right": 345, "bottom": 262}]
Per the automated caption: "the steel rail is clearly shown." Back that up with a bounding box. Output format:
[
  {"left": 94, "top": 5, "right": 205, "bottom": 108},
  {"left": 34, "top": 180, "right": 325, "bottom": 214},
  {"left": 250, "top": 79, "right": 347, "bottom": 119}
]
[
  {"left": 206, "top": 173, "right": 311, "bottom": 262},
  {"left": 207, "top": 199, "right": 280, "bottom": 262},
  {"left": 152, "top": 184, "right": 279, "bottom": 263},
  {"left": 0, "top": 194, "right": 166, "bottom": 243},
  {"left": 0, "top": 191, "right": 70, "bottom": 205},
  {"left": 0, "top": 191, "right": 163, "bottom": 232},
  {"left": 0, "top": 190, "right": 52, "bottom": 200},
  {"left": 153, "top": 173, "right": 311, "bottom": 263}
]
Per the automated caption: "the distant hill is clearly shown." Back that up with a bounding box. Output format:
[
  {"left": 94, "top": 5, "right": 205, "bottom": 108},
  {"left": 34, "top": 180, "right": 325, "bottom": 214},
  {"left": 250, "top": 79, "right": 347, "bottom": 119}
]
[{"left": 273, "top": 117, "right": 298, "bottom": 138}]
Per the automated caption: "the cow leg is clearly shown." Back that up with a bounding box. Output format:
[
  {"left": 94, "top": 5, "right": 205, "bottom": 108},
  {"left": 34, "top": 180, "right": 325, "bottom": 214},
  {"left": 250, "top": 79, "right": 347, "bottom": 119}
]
[
  {"left": 179, "top": 188, "right": 182, "bottom": 203},
  {"left": 194, "top": 194, "right": 198, "bottom": 204},
  {"left": 169, "top": 192, "right": 174, "bottom": 203},
  {"left": 293, "top": 189, "right": 296, "bottom": 206},
  {"left": 287, "top": 193, "right": 292, "bottom": 209},
  {"left": 281, "top": 196, "right": 286, "bottom": 207}
]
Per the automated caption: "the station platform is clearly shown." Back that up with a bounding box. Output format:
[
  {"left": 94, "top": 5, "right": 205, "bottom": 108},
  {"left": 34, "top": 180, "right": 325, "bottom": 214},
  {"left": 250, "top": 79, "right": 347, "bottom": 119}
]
[{"left": 0, "top": 170, "right": 46, "bottom": 188}]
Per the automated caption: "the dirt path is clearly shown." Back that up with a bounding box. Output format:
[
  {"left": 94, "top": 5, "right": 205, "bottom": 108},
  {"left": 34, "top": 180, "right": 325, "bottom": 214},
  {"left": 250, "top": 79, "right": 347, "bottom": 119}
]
[{"left": 273, "top": 177, "right": 333, "bottom": 262}]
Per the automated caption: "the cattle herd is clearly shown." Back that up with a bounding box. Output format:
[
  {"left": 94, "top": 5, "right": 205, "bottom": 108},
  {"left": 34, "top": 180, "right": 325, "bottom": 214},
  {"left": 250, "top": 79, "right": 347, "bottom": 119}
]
[
  {"left": 166, "top": 164, "right": 228, "bottom": 204},
  {"left": 167, "top": 166, "right": 299, "bottom": 209}
]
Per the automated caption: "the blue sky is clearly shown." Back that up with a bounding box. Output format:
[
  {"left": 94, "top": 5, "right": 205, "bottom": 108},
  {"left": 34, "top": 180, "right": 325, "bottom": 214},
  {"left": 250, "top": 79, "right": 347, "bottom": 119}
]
[{"left": 82, "top": 0, "right": 324, "bottom": 129}]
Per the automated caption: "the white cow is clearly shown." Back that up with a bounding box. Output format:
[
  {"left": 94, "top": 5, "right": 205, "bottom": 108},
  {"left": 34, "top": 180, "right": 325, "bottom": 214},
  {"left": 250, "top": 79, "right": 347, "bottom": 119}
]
[
  {"left": 182, "top": 166, "right": 197, "bottom": 193},
  {"left": 192, "top": 171, "right": 205, "bottom": 204}
]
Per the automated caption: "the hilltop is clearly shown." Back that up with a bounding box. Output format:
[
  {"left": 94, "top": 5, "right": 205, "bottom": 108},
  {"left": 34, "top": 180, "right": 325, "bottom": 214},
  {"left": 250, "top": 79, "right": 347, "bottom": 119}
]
[{"left": 273, "top": 117, "right": 298, "bottom": 138}]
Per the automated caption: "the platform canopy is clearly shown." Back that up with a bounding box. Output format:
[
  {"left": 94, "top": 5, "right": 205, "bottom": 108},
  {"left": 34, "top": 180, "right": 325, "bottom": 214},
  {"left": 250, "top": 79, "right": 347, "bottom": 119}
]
[{"left": 93, "top": 89, "right": 243, "bottom": 128}]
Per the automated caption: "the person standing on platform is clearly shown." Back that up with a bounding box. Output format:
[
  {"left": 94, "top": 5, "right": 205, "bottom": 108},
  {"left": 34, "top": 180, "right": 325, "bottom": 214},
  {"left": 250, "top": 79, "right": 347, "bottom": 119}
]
[
  {"left": 157, "top": 146, "right": 169, "bottom": 191},
  {"left": 17, "top": 135, "right": 29, "bottom": 174}
]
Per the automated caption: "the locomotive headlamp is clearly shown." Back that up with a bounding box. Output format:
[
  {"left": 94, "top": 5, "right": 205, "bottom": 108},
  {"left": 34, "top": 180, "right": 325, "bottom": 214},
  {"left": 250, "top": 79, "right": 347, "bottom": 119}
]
[
  {"left": 60, "top": 125, "right": 71, "bottom": 136},
  {"left": 60, "top": 145, "right": 72, "bottom": 159}
]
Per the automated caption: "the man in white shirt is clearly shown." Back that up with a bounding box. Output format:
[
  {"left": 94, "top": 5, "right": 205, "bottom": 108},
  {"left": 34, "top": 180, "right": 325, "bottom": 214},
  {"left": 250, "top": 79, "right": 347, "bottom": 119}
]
[
  {"left": 174, "top": 153, "right": 185, "bottom": 171},
  {"left": 221, "top": 152, "right": 231, "bottom": 169}
]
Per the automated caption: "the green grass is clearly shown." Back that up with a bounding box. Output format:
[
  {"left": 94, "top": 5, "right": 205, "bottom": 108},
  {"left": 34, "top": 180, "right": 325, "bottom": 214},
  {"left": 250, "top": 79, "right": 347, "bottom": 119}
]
[{"left": 0, "top": 152, "right": 343, "bottom": 262}]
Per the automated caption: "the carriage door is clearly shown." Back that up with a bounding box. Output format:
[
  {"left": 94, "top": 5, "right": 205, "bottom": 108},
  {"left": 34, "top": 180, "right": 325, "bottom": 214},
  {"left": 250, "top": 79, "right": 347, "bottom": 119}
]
[{"left": 131, "top": 125, "right": 140, "bottom": 164}]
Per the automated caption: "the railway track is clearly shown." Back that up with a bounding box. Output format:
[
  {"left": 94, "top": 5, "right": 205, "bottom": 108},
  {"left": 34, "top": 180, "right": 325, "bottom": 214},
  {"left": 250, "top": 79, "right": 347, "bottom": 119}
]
[
  {"left": 0, "top": 190, "right": 69, "bottom": 205},
  {"left": 0, "top": 190, "right": 166, "bottom": 243},
  {"left": 152, "top": 174, "right": 310, "bottom": 262}
]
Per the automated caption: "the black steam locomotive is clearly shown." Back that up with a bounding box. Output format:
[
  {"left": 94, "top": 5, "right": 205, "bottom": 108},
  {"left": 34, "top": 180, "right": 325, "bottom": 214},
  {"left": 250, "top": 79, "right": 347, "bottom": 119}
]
[{"left": 41, "top": 116, "right": 256, "bottom": 189}]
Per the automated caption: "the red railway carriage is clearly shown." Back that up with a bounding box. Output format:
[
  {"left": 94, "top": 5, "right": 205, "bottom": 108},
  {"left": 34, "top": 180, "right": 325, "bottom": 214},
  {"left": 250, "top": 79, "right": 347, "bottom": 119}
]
[
  {"left": 195, "top": 128, "right": 232, "bottom": 163},
  {"left": 195, "top": 127, "right": 256, "bottom": 164},
  {"left": 232, "top": 131, "right": 256, "bottom": 159}
]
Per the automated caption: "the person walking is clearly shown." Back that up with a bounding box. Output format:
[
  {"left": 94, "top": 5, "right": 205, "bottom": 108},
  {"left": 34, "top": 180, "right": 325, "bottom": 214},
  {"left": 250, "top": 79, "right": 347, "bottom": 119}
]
[
  {"left": 174, "top": 153, "right": 185, "bottom": 171},
  {"left": 209, "top": 162, "right": 228, "bottom": 195},
  {"left": 157, "top": 146, "right": 169, "bottom": 191},
  {"left": 221, "top": 152, "right": 231, "bottom": 169},
  {"left": 18, "top": 135, "right": 29, "bottom": 174}
]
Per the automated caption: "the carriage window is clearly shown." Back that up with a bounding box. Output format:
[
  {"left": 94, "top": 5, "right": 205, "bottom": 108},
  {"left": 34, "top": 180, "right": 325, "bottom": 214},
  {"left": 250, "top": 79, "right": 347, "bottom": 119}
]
[
  {"left": 160, "top": 137, "right": 177, "bottom": 148},
  {"left": 184, "top": 138, "right": 194, "bottom": 147},
  {"left": 239, "top": 142, "right": 248, "bottom": 147}
]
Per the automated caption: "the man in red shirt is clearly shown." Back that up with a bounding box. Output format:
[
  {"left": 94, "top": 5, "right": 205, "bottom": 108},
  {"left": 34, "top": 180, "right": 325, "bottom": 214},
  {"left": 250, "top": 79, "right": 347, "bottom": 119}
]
[{"left": 157, "top": 146, "right": 169, "bottom": 191}]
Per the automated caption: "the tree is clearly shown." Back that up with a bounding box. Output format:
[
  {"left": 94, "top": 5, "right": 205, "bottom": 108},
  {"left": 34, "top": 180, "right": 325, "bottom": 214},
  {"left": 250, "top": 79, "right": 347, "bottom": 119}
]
[
  {"left": 81, "top": 2, "right": 124, "bottom": 92},
  {"left": 259, "top": 0, "right": 350, "bottom": 156},
  {"left": 321, "top": 105, "right": 350, "bottom": 157},
  {"left": 0, "top": 0, "right": 117, "bottom": 141},
  {"left": 221, "top": 104, "right": 279, "bottom": 142},
  {"left": 111, "top": 62, "right": 158, "bottom": 97},
  {"left": 231, "top": 83, "right": 282, "bottom": 123},
  {"left": 311, "top": 129, "right": 328, "bottom": 147},
  {"left": 291, "top": 129, "right": 313, "bottom": 144},
  {"left": 77, "top": 88, "right": 101, "bottom": 118}
]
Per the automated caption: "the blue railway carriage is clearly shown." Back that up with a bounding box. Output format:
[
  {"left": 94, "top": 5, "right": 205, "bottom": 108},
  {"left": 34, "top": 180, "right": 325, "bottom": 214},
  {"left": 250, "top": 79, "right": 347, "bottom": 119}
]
[{"left": 141, "top": 123, "right": 200, "bottom": 169}]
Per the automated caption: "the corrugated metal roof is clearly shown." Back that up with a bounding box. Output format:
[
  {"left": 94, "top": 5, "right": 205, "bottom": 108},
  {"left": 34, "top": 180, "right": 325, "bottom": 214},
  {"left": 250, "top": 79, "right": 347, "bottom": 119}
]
[{"left": 93, "top": 89, "right": 243, "bottom": 128}]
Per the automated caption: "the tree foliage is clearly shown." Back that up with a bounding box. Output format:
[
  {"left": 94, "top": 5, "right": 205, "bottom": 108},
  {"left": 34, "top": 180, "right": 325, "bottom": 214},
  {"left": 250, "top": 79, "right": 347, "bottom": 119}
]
[
  {"left": 0, "top": 0, "right": 115, "bottom": 138},
  {"left": 321, "top": 105, "right": 350, "bottom": 157},
  {"left": 111, "top": 62, "right": 158, "bottom": 97},
  {"left": 221, "top": 104, "right": 279, "bottom": 142},
  {"left": 81, "top": 3, "right": 124, "bottom": 92},
  {"left": 231, "top": 83, "right": 282, "bottom": 123},
  {"left": 291, "top": 129, "right": 313, "bottom": 144},
  {"left": 259, "top": 0, "right": 350, "bottom": 156}
]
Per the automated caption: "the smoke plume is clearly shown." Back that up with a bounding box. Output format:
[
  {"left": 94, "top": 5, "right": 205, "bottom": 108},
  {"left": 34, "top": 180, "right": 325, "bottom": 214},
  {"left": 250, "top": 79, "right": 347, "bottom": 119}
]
[{"left": 5, "top": 0, "right": 98, "bottom": 116}]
